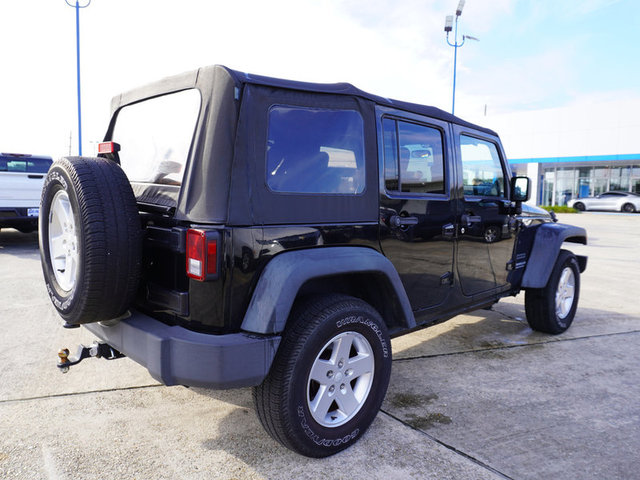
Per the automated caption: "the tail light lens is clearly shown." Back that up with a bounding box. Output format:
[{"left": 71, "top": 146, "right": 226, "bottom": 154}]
[
  {"left": 97, "top": 142, "right": 121, "bottom": 154},
  {"left": 186, "top": 229, "right": 219, "bottom": 281}
]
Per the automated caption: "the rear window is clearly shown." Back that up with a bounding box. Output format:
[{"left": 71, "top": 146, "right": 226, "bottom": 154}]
[
  {"left": 266, "top": 106, "right": 365, "bottom": 194},
  {"left": 111, "top": 89, "right": 201, "bottom": 186},
  {"left": 0, "top": 156, "right": 52, "bottom": 173}
]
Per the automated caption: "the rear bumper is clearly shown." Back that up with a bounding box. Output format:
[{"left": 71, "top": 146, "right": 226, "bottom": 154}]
[
  {"left": 84, "top": 310, "right": 281, "bottom": 389},
  {"left": 0, "top": 207, "right": 39, "bottom": 228}
]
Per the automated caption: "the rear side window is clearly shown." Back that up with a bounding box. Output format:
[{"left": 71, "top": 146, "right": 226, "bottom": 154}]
[
  {"left": 112, "top": 89, "right": 201, "bottom": 186},
  {"left": 460, "top": 135, "right": 506, "bottom": 198},
  {"left": 266, "top": 106, "right": 365, "bottom": 194},
  {"left": 382, "top": 118, "right": 446, "bottom": 195},
  {"left": 0, "top": 156, "right": 52, "bottom": 173}
]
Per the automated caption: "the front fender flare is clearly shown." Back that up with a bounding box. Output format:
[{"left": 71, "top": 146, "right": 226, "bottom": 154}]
[
  {"left": 240, "top": 247, "right": 415, "bottom": 335},
  {"left": 521, "top": 223, "right": 587, "bottom": 289}
]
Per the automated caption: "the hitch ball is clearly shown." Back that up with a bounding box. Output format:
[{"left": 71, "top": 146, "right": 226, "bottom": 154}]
[{"left": 58, "top": 348, "right": 71, "bottom": 373}]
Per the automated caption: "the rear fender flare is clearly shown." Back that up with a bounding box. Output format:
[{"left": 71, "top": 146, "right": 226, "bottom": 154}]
[
  {"left": 240, "top": 247, "right": 415, "bottom": 334},
  {"left": 521, "top": 223, "right": 587, "bottom": 289}
]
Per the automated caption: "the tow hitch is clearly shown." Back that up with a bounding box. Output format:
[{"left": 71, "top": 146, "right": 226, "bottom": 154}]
[{"left": 57, "top": 342, "right": 125, "bottom": 373}]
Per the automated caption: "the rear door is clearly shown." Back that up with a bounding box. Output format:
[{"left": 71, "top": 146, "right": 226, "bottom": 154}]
[
  {"left": 595, "top": 192, "right": 624, "bottom": 211},
  {"left": 0, "top": 155, "right": 51, "bottom": 210},
  {"left": 377, "top": 107, "right": 456, "bottom": 317},
  {"left": 452, "top": 128, "right": 517, "bottom": 298}
]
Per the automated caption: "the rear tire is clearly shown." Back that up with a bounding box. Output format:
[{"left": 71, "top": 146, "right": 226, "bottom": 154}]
[
  {"left": 39, "top": 157, "right": 142, "bottom": 325},
  {"left": 525, "top": 250, "right": 580, "bottom": 334},
  {"left": 253, "top": 294, "right": 391, "bottom": 457},
  {"left": 622, "top": 203, "right": 636, "bottom": 213}
]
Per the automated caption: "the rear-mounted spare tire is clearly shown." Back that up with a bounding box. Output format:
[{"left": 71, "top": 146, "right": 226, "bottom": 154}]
[{"left": 39, "top": 156, "right": 142, "bottom": 325}]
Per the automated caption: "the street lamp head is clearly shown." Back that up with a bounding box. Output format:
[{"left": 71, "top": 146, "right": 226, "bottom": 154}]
[
  {"left": 65, "top": 0, "right": 91, "bottom": 7},
  {"left": 463, "top": 35, "right": 479, "bottom": 41},
  {"left": 456, "top": 0, "right": 465, "bottom": 16},
  {"left": 444, "top": 15, "right": 453, "bottom": 32}
]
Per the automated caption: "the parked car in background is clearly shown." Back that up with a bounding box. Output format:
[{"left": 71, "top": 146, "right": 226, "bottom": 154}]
[
  {"left": 520, "top": 203, "right": 557, "bottom": 225},
  {"left": 568, "top": 191, "right": 640, "bottom": 213},
  {"left": 0, "top": 153, "right": 53, "bottom": 233}
]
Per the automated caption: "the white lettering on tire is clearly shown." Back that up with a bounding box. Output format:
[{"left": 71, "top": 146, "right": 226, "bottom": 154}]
[
  {"left": 297, "top": 406, "right": 359, "bottom": 447},
  {"left": 336, "top": 315, "right": 389, "bottom": 358}
]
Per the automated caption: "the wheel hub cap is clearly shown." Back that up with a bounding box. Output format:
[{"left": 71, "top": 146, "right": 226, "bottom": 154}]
[
  {"left": 555, "top": 267, "right": 575, "bottom": 319},
  {"left": 307, "top": 331, "right": 375, "bottom": 428},
  {"left": 48, "top": 190, "right": 79, "bottom": 292}
]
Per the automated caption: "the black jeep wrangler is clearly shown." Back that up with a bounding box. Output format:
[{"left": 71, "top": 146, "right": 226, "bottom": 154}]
[{"left": 40, "top": 65, "right": 587, "bottom": 457}]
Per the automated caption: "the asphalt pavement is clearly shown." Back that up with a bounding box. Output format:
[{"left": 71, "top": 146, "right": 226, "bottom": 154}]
[{"left": 0, "top": 213, "right": 638, "bottom": 480}]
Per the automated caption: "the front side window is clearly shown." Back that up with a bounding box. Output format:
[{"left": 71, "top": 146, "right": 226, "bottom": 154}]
[
  {"left": 112, "top": 89, "right": 201, "bottom": 186},
  {"left": 383, "top": 118, "right": 446, "bottom": 195},
  {"left": 266, "top": 106, "right": 365, "bottom": 194},
  {"left": 460, "top": 135, "right": 506, "bottom": 198}
]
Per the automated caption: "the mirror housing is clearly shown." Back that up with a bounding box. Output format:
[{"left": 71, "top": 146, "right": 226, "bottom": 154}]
[{"left": 510, "top": 176, "right": 531, "bottom": 203}]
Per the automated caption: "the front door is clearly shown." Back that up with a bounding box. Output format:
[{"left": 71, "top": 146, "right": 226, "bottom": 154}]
[
  {"left": 378, "top": 109, "right": 456, "bottom": 316},
  {"left": 453, "top": 129, "right": 517, "bottom": 297}
]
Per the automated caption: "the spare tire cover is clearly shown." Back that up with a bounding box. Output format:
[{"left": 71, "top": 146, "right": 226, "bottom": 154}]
[{"left": 39, "top": 156, "right": 142, "bottom": 325}]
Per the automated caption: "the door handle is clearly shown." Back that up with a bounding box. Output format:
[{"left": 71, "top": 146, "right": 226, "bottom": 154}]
[
  {"left": 461, "top": 214, "right": 481, "bottom": 227},
  {"left": 442, "top": 223, "right": 455, "bottom": 239},
  {"left": 390, "top": 215, "right": 419, "bottom": 227}
]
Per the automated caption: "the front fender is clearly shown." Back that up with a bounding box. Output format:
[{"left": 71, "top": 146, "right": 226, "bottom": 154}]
[
  {"left": 521, "top": 223, "right": 587, "bottom": 289},
  {"left": 240, "top": 246, "right": 415, "bottom": 334}
]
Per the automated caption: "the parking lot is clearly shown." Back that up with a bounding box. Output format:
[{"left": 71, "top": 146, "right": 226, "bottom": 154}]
[{"left": 0, "top": 213, "right": 638, "bottom": 480}]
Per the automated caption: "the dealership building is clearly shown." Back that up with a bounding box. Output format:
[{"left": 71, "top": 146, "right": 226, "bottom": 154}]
[
  {"left": 480, "top": 98, "right": 640, "bottom": 207},
  {"left": 510, "top": 153, "right": 640, "bottom": 207}
]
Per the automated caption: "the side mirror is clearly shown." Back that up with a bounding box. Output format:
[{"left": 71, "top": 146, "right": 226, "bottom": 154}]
[{"left": 510, "top": 176, "right": 531, "bottom": 203}]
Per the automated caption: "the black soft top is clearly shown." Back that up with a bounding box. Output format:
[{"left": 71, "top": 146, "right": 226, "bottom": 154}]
[
  {"left": 225, "top": 67, "right": 496, "bottom": 136},
  {"left": 108, "top": 64, "right": 495, "bottom": 136},
  {"left": 106, "top": 65, "right": 498, "bottom": 225}
]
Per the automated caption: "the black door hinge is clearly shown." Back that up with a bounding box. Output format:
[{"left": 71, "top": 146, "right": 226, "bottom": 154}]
[{"left": 440, "top": 271, "right": 454, "bottom": 286}]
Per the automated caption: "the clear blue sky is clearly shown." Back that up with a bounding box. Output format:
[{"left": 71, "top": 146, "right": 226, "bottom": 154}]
[
  {"left": 1, "top": 0, "right": 638, "bottom": 157},
  {"left": 458, "top": 0, "right": 640, "bottom": 111}
]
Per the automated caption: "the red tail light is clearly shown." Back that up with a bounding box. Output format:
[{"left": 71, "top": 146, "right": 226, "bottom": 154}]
[
  {"left": 97, "top": 142, "right": 121, "bottom": 154},
  {"left": 186, "top": 229, "right": 219, "bottom": 281}
]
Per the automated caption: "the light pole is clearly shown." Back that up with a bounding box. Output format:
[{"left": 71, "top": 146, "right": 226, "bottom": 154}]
[
  {"left": 65, "top": 0, "right": 91, "bottom": 156},
  {"left": 444, "top": 0, "right": 478, "bottom": 115}
]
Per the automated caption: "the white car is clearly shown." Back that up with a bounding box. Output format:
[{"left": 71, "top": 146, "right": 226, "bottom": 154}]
[
  {"left": 0, "top": 153, "right": 52, "bottom": 233},
  {"left": 568, "top": 191, "right": 640, "bottom": 213}
]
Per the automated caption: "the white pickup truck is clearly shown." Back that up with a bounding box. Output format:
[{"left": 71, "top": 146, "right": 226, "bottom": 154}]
[{"left": 0, "top": 153, "right": 52, "bottom": 233}]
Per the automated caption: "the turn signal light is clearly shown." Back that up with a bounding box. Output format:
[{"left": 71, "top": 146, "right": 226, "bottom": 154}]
[{"left": 186, "top": 229, "right": 218, "bottom": 281}]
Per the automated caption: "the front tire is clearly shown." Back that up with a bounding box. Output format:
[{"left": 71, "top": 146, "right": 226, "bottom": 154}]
[
  {"left": 253, "top": 294, "right": 392, "bottom": 457},
  {"left": 573, "top": 202, "right": 585, "bottom": 211},
  {"left": 484, "top": 226, "right": 500, "bottom": 243},
  {"left": 525, "top": 250, "right": 580, "bottom": 334}
]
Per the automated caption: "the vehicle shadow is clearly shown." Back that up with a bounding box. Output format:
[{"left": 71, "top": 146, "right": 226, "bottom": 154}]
[
  {"left": 393, "top": 300, "right": 640, "bottom": 360},
  {"left": 0, "top": 229, "right": 39, "bottom": 252},
  {"left": 187, "top": 300, "right": 639, "bottom": 474},
  {"left": 192, "top": 387, "right": 308, "bottom": 467}
]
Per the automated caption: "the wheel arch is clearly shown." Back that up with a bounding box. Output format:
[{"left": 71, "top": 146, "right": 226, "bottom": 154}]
[
  {"left": 240, "top": 247, "right": 416, "bottom": 335},
  {"left": 521, "top": 223, "right": 588, "bottom": 289}
]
